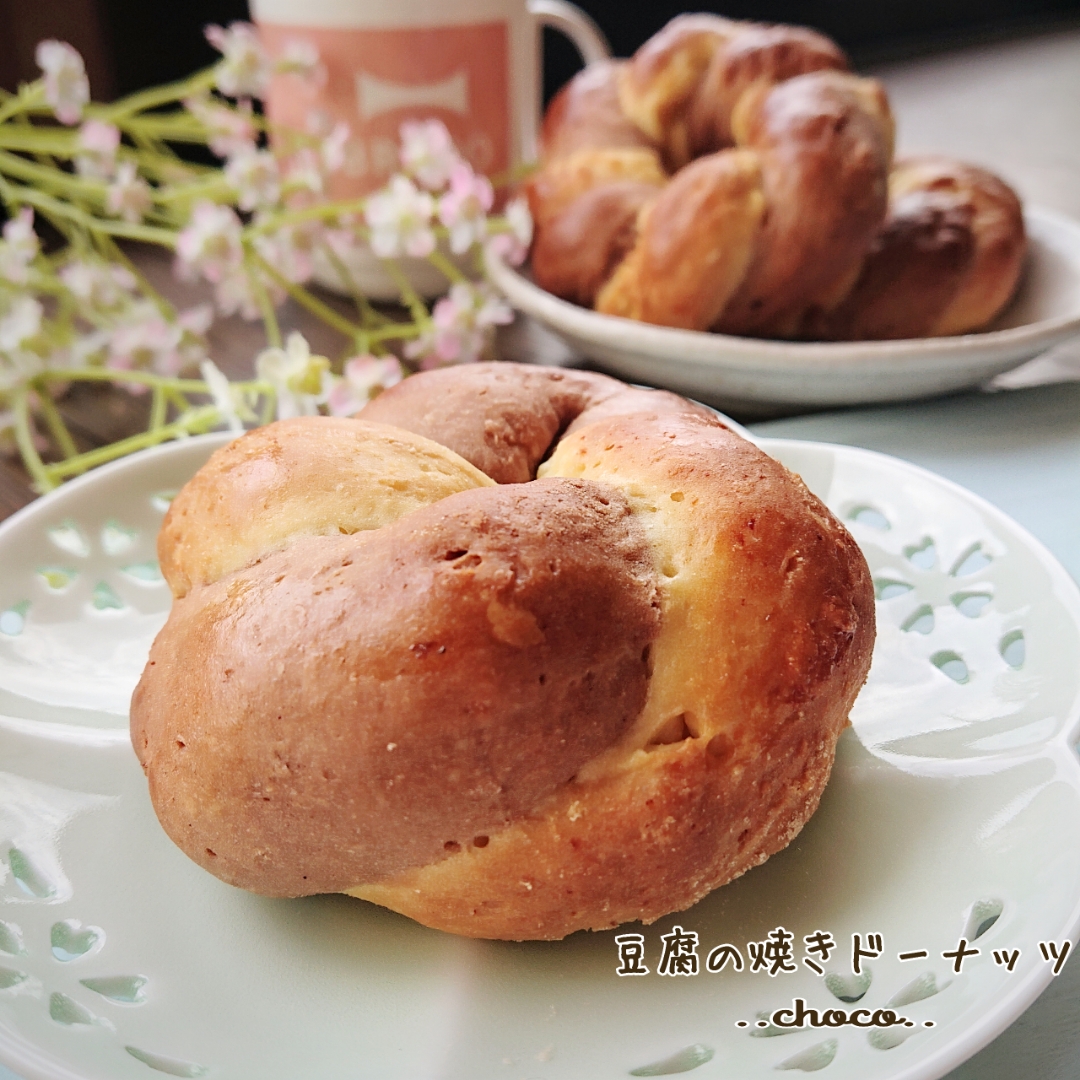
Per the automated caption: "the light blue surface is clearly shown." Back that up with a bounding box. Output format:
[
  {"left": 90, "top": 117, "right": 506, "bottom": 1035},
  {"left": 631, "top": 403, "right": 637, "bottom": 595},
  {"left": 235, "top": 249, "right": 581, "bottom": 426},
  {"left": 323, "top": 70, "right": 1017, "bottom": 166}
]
[{"left": 753, "top": 382, "right": 1080, "bottom": 585}]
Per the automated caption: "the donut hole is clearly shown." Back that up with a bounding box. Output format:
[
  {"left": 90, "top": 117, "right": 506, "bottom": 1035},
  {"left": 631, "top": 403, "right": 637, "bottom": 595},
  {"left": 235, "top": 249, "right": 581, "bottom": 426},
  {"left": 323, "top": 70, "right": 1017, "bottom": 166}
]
[
  {"left": 647, "top": 711, "right": 699, "bottom": 748},
  {"left": 472, "top": 835, "right": 490, "bottom": 849},
  {"left": 443, "top": 841, "right": 461, "bottom": 854}
]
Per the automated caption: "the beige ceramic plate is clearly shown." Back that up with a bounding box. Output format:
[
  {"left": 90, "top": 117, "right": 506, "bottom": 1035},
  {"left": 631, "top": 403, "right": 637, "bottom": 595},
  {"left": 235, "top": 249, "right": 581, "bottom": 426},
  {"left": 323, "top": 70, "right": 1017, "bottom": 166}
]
[{"left": 487, "top": 207, "right": 1080, "bottom": 415}]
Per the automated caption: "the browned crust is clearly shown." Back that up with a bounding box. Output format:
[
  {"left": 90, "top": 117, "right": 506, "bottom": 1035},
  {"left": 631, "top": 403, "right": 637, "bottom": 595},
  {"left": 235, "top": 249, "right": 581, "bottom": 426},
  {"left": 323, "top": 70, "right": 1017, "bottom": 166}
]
[
  {"left": 353, "top": 409, "right": 876, "bottom": 938},
  {"left": 525, "top": 146, "right": 667, "bottom": 236},
  {"left": 530, "top": 180, "right": 656, "bottom": 307},
  {"left": 595, "top": 149, "right": 765, "bottom": 330},
  {"left": 357, "top": 363, "right": 712, "bottom": 484},
  {"left": 891, "top": 156, "right": 1027, "bottom": 335},
  {"left": 540, "top": 60, "right": 657, "bottom": 163},
  {"left": 618, "top": 13, "right": 738, "bottom": 166},
  {"left": 801, "top": 189, "right": 976, "bottom": 340},
  {"left": 133, "top": 478, "right": 662, "bottom": 896},
  {"left": 134, "top": 364, "right": 875, "bottom": 939},
  {"left": 688, "top": 23, "right": 850, "bottom": 155},
  {"left": 714, "top": 72, "right": 893, "bottom": 337}
]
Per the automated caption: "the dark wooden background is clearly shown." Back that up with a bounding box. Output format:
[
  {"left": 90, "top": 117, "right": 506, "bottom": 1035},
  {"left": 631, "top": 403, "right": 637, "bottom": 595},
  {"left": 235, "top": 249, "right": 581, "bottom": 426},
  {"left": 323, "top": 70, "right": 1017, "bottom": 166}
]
[{"left": 3, "top": 0, "right": 1080, "bottom": 102}]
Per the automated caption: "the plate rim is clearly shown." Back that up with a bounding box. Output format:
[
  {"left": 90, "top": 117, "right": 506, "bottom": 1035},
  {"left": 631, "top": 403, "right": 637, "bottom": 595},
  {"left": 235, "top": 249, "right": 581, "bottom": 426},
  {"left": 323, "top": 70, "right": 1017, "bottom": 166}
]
[{"left": 486, "top": 205, "right": 1080, "bottom": 372}]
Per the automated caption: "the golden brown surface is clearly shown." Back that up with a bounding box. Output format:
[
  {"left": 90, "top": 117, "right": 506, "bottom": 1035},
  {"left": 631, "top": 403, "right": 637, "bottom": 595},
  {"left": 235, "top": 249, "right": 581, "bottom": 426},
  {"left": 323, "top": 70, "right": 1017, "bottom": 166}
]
[
  {"left": 891, "top": 156, "right": 1027, "bottom": 336},
  {"left": 134, "top": 478, "right": 661, "bottom": 894},
  {"left": 803, "top": 156, "right": 1026, "bottom": 339},
  {"left": 158, "top": 417, "right": 492, "bottom": 599},
  {"left": 527, "top": 13, "right": 1024, "bottom": 341},
  {"left": 132, "top": 363, "right": 875, "bottom": 939},
  {"left": 595, "top": 149, "right": 765, "bottom": 329},
  {"left": 530, "top": 181, "right": 656, "bottom": 307},
  {"left": 540, "top": 60, "right": 656, "bottom": 163},
  {"left": 714, "top": 71, "right": 893, "bottom": 337},
  {"left": 687, "top": 23, "right": 849, "bottom": 155},
  {"left": 353, "top": 405, "right": 875, "bottom": 939}
]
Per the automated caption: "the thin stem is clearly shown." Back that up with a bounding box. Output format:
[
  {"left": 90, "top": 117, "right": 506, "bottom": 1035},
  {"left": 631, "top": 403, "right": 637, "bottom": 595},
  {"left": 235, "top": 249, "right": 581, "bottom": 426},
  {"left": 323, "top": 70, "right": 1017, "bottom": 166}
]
[
  {"left": 40, "top": 406, "right": 221, "bottom": 482},
  {"left": 0, "top": 84, "right": 43, "bottom": 126},
  {"left": 5, "top": 184, "right": 178, "bottom": 246},
  {"left": 367, "top": 321, "right": 424, "bottom": 342},
  {"left": 258, "top": 386, "right": 277, "bottom": 426},
  {"left": 10, "top": 388, "right": 53, "bottom": 492},
  {"left": 100, "top": 67, "right": 218, "bottom": 120},
  {"left": 245, "top": 258, "right": 283, "bottom": 348},
  {"left": 38, "top": 368, "right": 207, "bottom": 391},
  {"left": 149, "top": 384, "right": 168, "bottom": 430},
  {"left": 0, "top": 148, "right": 106, "bottom": 201},
  {"left": 251, "top": 253, "right": 364, "bottom": 343},
  {"left": 31, "top": 386, "right": 81, "bottom": 462},
  {"left": 426, "top": 248, "right": 466, "bottom": 285},
  {"left": 246, "top": 199, "right": 371, "bottom": 237},
  {"left": 379, "top": 258, "right": 429, "bottom": 325},
  {"left": 155, "top": 175, "right": 232, "bottom": 205}
]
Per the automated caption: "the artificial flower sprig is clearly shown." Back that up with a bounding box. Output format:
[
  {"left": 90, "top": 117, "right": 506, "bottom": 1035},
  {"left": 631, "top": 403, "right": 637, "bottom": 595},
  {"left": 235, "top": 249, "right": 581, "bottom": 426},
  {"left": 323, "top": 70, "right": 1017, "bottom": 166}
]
[{"left": 0, "top": 24, "right": 532, "bottom": 492}]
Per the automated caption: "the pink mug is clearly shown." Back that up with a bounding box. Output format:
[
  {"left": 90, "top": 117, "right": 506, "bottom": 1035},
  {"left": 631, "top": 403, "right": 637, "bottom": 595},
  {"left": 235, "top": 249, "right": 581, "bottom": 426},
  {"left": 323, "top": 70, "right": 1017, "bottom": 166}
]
[{"left": 251, "top": 0, "right": 609, "bottom": 197}]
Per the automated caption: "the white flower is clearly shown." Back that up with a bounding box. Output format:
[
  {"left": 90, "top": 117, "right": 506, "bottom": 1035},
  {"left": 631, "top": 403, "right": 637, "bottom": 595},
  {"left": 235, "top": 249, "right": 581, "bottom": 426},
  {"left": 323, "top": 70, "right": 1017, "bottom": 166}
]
[
  {"left": 185, "top": 95, "right": 257, "bottom": 159},
  {"left": 0, "top": 209, "right": 39, "bottom": 285},
  {"left": 399, "top": 120, "right": 461, "bottom": 191},
  {"left": 487, "top": 197, "right": 533, "bottom": 267},
  {"left": 200, "top": 359, "right": 249, "bottom": 433},
  {"left": 35, "top": 40, "right": 89, "bottom": 125},
  {"left": 255, "top": 332, "right": 331, "bottom": 419},
  {"left": 320, "top": 121, "right": 350, "bottom": 174},
  {"left": 213, "top": 267, "right": 267, "bottom": 321},
  {"left": 438, "top": 162, "right": 494, "bottom": 254},
  {"left": 0, "top": 296, "right": 44, "bottom": 352},
  {"left": 281, "top": 148, "right": 325, "bottom": 208},
  {"left": 175, "top": 201, "right": 244, "bottom": 284},
  {"left": 106, "top": 301, "right": 207, "bottom": 377},
  {"left": 326, "top": 355, "right": 404, "bottom": 415},
  {"left": 365, "top": 175, "right": 436, "bottom": 259},
  {"left": 59, "top": 259, "right": 137, "bottom": 312},
  {"left": 253, "top": 222, "right": 316, "bottom": 285},
  {"left": 75, "top": 119, "right": 121, "bottom": 179},
  {"left": 106, "top": 161, "right": 153, "bottom": 223},
  {"left": 0, "top": 347, "right": 45, "bottom": 397},
  {"left": 275, "top": 39, "right": 326, "bottom": 86},
  {"left": 225, "top": 147, "right": 280, "bottom": 210},
  {"left": 406, "top": 282, "right": 511, "bottom": 368},
  {"left": 205, "top": 22, "right": 270, "bottom": 99}
]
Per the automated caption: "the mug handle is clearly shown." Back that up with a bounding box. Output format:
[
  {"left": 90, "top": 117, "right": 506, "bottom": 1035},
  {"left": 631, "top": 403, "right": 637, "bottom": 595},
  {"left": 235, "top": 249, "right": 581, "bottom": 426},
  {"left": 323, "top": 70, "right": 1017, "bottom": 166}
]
[{"left": 527, "top": 0, "right": 611, "bottom": 65}]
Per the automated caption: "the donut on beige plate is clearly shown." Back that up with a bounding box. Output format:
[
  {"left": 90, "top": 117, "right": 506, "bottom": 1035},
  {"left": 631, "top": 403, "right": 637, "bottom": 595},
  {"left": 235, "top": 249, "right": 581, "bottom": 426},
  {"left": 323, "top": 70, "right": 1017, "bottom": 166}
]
[
  {"left": 528, "top": 13, "right": 1026, "bottom": 340},
  {"left": 131, "top": 363, "right": 875, "bottom": 940}
]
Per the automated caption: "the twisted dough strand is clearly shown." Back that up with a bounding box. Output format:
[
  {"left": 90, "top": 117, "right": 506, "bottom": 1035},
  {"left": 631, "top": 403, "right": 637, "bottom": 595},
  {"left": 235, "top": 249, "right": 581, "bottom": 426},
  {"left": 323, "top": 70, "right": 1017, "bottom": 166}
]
[{"left": 529, "top": 15, "right": 1025, "bottom": 340}]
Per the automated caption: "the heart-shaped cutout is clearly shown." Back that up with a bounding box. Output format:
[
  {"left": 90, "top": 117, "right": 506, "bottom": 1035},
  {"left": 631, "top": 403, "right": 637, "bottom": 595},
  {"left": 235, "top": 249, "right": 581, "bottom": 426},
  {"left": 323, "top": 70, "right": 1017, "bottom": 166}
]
[{"left": 50, "top": 919, "right": 104, "bottom": 962}]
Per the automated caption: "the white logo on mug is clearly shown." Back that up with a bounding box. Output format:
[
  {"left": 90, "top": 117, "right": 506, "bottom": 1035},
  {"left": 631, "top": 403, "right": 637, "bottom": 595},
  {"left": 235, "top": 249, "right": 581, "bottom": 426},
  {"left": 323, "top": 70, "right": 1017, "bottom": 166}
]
[{"left": 356, "top": 71, "right": 470, "bottom": 121}]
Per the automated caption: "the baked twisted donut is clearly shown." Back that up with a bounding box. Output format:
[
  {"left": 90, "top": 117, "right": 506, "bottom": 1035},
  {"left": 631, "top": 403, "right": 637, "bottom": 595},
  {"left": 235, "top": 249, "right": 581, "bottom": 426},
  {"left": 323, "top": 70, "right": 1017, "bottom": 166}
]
[
  {"left": 132, "top": 364, "right": 875, "bottom": 940},
  {"left": 529, "top": 14, "right": 1025, "bottom": 340}
]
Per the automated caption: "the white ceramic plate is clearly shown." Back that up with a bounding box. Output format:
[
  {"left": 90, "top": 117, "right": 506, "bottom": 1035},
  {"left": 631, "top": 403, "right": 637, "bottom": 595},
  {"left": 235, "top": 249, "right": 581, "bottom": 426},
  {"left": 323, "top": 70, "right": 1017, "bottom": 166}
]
[
  {"left": 487, "top": 207, "right": 1080, "bottom": 415},
  {"left": 2, "top": 434, "right": 1080, "bottom": 1080}
]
